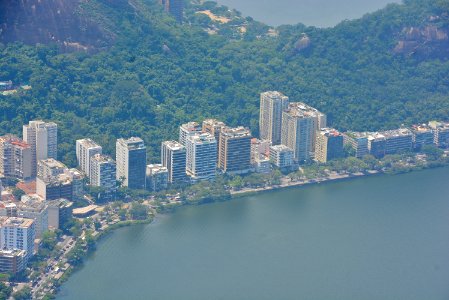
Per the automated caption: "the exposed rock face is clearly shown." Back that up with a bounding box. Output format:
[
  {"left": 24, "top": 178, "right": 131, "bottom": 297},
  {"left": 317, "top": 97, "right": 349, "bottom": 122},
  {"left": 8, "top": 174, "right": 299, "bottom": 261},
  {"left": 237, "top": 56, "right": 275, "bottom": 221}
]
[
  {"left": 0, "top": 0, "right": 115, "bottom": 52},
  {"left": 393, "top": 25, "right": 449, "bottom": 59},
  {"left": 294, "top": 34, "right": 311, "bottom": 52}
]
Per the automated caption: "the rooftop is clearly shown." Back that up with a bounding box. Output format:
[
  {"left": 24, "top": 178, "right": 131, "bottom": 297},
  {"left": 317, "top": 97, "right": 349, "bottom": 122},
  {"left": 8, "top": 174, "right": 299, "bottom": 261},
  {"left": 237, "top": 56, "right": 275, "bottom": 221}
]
[
  {"left": 187, "top": 132, "right": 216, "bottom": 144},
  {"left": 381, "top": 128, "right": 413, "bottom": 138},
  {"left": 221, "top": 126, "right": 252, "bottom": 138},
  {"left": 261, "top": 91, "right": 289, "bottom": 100},
  {"left": 1, "top": 217, "right": 34, "bottom": 228},
  {"left": 117, "top": 137, "right": 145, "bottom": 149},
  {"left": 147, "top": 164, "right": 168, "bottom": 174},
  {"left": 39, "top": 158, "right": 67, "bottom": 170},
  {"left": 73, "top": 205, "right": 98, "bottom": 216},
  {"left": 91, "top": 153, "right": 115, "bottom": 164},
  {"left": 318, "top": 128, "right": 343, "bottom": 137},
  {"left": 270, "top": 145, "right": 294, "bottom": 152},
  {"left": 181, "top": 122, "right": 201, "bottom": 132},
  {"left": 77, "top": 138, "right": 102, "bottom": 149},
  {"left": 162, "top": 140, "right": 185, "bottom": 151},
  {"left": 285, "top": 102, "right": 325, "bottom": 118}
]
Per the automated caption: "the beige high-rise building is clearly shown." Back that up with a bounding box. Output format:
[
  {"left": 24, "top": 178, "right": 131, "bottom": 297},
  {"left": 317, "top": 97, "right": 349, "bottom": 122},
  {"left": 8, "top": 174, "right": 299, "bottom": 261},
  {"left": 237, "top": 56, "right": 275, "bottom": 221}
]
[
  {"left": 259, "top": 91, "right": 289, "bottom": 145},
  {"left": 23, "top": 120, "right": 57, "bottom": 177},
  {"left": 218, "top": 127, "right": 252, "bottom": 174},
  {"left": 281, "top": 102, "right": 326, "bottom": 163},
  {"left": 76, "top": 139, "right": 102, "bottom": 178},
  {"left": 315, "top": 128, "right": 344, "bottom": 163},
  {"left": 202, "top": 119, "right": 226, "bottom": 163},
  {"left": 0, "top": 135, "right": 32, "bottom": 180}
]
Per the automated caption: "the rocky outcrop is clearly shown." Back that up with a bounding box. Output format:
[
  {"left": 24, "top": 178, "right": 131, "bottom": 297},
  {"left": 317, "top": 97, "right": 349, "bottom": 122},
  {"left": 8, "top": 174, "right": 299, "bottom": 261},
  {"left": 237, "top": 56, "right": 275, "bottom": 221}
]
[
  {"left": 0, "top": 0, "right": 116, "bottom": 52},
  {"left": 294, "top": 34, "right": 311, "bottom": 52},
  {"left": 393, "top": 25, "right": 449, "bottom": 59}
]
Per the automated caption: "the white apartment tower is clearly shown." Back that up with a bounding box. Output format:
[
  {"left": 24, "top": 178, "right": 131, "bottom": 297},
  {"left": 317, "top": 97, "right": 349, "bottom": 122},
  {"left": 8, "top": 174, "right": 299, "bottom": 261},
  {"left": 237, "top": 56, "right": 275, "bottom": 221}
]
[
  {"left": 179, "top": 122, "right": 202, "bottom": 146},
  {"left": 259, "top": 91, "right": 289, "bottom": 145},
  {"left": 0, "top": 217, "right": 35, "bottom": 262},
  {"left": 186, "top": 133, "right": 217, "bottom": 181},
  {"left": 161, "top": 141, "right": 187, "bottom": 183},
  {"left": 23, "top": 120, "right": 58, "bottom": 177},
  {"left": 90, "top": 154, "right": 117, "bottom": 201},
  {"left": 116, "top": 137, "right": 147, "bottom": 189},
  {"left": 76, "top": 139, "right": 102, "bottom": 177}
]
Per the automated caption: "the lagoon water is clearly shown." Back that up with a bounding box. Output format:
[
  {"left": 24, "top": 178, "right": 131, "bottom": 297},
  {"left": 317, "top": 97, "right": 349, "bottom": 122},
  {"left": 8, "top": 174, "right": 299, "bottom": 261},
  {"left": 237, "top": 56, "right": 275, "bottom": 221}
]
[
  {"left": 58, "top": 168, "right": 449, "bottom": 300},
  {"left": 217, "top": 0, "right": 401, "bottom": 27}
]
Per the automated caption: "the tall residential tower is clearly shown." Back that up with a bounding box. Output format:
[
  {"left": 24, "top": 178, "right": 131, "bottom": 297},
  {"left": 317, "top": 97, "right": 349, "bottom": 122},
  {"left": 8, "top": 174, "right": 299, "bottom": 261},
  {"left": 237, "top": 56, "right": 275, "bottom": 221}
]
[
  {"left": 116, "top": 137, "right": 147, "bottom": 189},
  {"left": 259, "top": 91, "right": 289, "bottom": 145}
]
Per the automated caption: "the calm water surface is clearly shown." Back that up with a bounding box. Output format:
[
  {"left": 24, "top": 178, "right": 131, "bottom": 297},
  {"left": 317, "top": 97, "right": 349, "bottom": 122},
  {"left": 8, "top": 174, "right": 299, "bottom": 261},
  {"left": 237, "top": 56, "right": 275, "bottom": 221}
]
[
  {"left": 58, "top": 168, "right": 449, "bottom": 300},
  {"left": 217, "top": 0, "right": 401, "bottom": 27}
]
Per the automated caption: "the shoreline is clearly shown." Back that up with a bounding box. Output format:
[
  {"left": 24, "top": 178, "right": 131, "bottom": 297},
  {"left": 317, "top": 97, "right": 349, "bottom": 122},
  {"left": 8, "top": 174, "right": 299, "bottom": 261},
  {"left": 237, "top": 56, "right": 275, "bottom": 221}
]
[
  {"left": 52, "top": 163, "right": 447, "bottom": 299},
  {"left": 230, "top": 171, "right": 381, "bottom": 198}
]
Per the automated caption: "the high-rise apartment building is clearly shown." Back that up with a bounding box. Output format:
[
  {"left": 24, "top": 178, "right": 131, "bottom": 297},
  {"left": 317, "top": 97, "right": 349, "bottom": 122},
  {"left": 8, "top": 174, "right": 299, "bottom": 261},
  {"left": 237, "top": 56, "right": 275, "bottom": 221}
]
[
  {"left": 0, "top": 217, "right": 35, "bottom": 262},
  {"left": 186, "top": 133, "right": 217, "bottom": 181},
  {"left": 269, "top": 145, "right": 294, "bottom": 168},
  {"left": 0, "top": 135, "right": 32, "bottom": 180},
  {"left": 23, "top": 120, "right": 57, "bottom": 177},
  {"left": 0, "top": 249, "right": 27, "bottom": 274},
  {"left": 161, "top": 141, "right": 187, "bottom": 184},
  {"left": 17, "top": 196, "right": 48, "bottom": 239},
  {"left": 202, "top": 119, "right": 226, "bottom": 163},
  {"left": 383, "top": 128, "right": 413, "bottom": 155},
  {"left": 367, "top": 133, "right": 387, "bottom": 158},
  {"left": 315, "top": 128, "right": 344, "bottom": 163},
  {"left": 410, "top": 124, "right": 434, "bottom": 150},
  {"left": 281, "top": 103, "right": 321, "bottom": 163},
  {"left": 37, "top": 158, "right": 66, "bottom": 181},
  {"left": 259, "top": 91, "right": 289, "bottom": 145},
  {"left": 179, "top": 122, "right": 202, "bottom": 146},
  {"left": 76, "top": 139, "right": 102, "bottom": 177},
  {"left": 146, "top": 164, "right": 169, "bottom": 192},
  {"left": 90, "top": 154, "right": 117, "bottom": 201},
  {"left": 343, "top": 132, "right": 369, "bottom": 159},
  {"left": 47, "top": 199, "right": 73, "bottom": 230},
  {"left": 116, "top": 137, "right": 147, "bottom": 189},
  {"left": 218, "top": 127, "right": 252, "bottom": 174},
  {"left": 429, "top": 121, "right": 449, "bottom": 148},
  {"left": 159, "top": 0, "right": 184, "bottom": 22}
]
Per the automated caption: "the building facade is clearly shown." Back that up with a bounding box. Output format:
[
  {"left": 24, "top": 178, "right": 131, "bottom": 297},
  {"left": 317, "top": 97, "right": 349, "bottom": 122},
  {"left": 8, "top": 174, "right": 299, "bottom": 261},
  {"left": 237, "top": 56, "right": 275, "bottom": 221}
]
[
  {"left": 0, "top": 217, "right": 35, "bottom": 263},
  {"left": 269, "top": 145, "right": 294, "bottom": 168},
  {"left": 76, "top": 139, "right": 102, "bottom": 177},
  {"left": 179, "top": 122, "right": 202, "bottom": 146},
  {"left": 259, "top": 91, "right": 289, "bottom": 145},
  {"left": 343, "top": 132, "right": 369, "bottom": 159},
  {"left": 90, "top": 154, "right": 117, "bottom": 202},
  {"left": 0, "top": 135, "right": 32, "bottom": 180},
  {"left": 116, "top": 137, "right": 147, "bottom": 189},
  {"left": 0, "top": 249, "right": 27, "bottom": 274},
  {"left": 429, "top": 121, "right": 449, "bottom": 148},
  {"left": 411, "top": 124, "right": 434, "bottom": 150},
  {"left": 218, "top": 127, "right": 252, "bottom": 174},
  {"left": 161, "top": 141, "right": 187, "bottom": 184},
  {"left": 186, "top": 133, "right": 217, "bottom": 181},
  {"left": 17, "top": 197, "right": 48, "bottom": 239},
  {"left": 23, "top": 120, "right": 57, "bottom": 177},
  {"left": 146, "top": 164, "right": 169, "bottom": 192},
  {"left": 47, "top": 199, "right": 73, "bottom": 230},
  {"left": 315, "top": 128, "right": 344, "bottom": 163}
]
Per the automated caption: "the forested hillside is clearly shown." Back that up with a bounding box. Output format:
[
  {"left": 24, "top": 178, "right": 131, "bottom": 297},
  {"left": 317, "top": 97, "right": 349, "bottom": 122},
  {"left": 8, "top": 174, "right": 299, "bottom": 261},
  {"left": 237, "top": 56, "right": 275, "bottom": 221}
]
[{"left": 1, "top": 0, "right": 448, "bottom": 166}]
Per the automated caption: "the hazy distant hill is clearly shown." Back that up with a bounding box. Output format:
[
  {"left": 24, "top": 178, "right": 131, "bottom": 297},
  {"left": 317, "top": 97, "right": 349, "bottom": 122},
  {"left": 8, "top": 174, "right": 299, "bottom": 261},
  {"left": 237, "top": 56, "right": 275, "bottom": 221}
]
[{"left": 0, "top": 0, "right": 448, "bottom": 165}]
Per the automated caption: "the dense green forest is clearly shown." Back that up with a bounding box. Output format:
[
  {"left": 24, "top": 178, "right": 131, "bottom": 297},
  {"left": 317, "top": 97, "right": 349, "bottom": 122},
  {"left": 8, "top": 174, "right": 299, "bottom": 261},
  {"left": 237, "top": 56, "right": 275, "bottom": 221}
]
[{"left": 1, "top": 0, "right": 449, "bottom": 166}]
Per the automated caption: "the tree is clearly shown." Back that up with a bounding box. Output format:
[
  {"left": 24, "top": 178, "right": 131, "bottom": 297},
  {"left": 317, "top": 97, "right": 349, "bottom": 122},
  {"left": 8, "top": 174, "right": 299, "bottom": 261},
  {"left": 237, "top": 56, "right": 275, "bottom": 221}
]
[
  {"left": 0, "top": 282, "right": 12, "bottom": 300},
  {"left": 12, "top": 286, "right": 31, "bottom": 300},
  {"left": 129, "top": 203, "right": 148, "bottom": 220}
]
